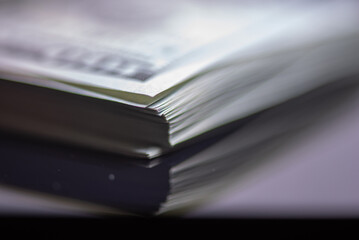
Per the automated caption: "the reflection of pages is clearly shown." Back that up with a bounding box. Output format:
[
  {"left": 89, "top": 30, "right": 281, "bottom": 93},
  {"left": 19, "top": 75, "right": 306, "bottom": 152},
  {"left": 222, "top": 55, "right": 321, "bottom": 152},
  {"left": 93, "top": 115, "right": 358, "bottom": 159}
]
[{"left": 0, "top": 0, "right": 359, "bottom": 158}]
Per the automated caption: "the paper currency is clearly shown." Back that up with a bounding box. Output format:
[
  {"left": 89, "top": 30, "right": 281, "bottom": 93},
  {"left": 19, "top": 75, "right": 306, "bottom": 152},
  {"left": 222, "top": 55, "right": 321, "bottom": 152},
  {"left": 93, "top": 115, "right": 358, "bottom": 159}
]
[
  {"left": 1, "top": 0, "right": 358, "bottom": 101},
  {"left": 0, "top": 0, "right": 253, "bottom": 98},
  {"left": 1, "top": 0, "right": 359, "bottom": 158}
]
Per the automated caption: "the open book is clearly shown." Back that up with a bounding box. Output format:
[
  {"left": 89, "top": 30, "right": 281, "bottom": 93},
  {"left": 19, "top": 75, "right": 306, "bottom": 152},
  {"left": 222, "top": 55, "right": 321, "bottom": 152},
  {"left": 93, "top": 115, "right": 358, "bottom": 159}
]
[{"left": 1, "top": 0, "right": 359, "bottom": 158}]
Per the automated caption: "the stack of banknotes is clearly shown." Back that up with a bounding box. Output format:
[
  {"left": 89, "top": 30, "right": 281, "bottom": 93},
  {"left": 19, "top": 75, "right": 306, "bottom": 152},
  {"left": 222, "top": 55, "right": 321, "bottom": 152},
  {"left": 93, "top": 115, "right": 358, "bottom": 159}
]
[{"left": 1, "top": 0, "right": 359, "bottom": 159}]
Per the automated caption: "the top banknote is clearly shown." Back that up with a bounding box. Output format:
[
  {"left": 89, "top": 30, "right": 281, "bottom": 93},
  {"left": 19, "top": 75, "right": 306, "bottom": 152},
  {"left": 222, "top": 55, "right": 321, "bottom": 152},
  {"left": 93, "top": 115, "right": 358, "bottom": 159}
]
[{"left": 0, "top": 0, "right": 358, "bottom": 103}]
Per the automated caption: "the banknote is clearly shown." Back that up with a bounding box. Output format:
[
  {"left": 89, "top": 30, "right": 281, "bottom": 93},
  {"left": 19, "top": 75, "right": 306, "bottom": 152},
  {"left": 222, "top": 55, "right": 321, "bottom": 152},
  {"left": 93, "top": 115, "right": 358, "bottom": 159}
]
[
  {"left": 0, "top": 0, "right": 358, "bottom": 101},
  {"left": 0, "top": 0, "right": 254, "bottom": 97}
]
